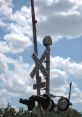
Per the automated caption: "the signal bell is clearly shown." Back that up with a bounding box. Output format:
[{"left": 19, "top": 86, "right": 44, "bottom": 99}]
[{"left": 58, "top": 97, "right": 71, "bottom": 111}]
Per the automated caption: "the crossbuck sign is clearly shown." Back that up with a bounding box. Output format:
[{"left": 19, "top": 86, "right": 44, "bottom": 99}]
[{"left": 30, "top": 49, "right": 48, "bottom": 79}]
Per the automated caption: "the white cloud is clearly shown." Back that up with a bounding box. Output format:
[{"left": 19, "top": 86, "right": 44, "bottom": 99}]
[
  {"left": 0, "top": 89, "right": 10, "bottom": 108},
  {"left": 50, "top": 56, "right": 82, "bottom": 104},
  {"left": 51, "top": 56, "right": 82, "bottom": 78},
  {"left": 0, "top": 53, "right": 35, "bottom": 107},
  {"left": 4, "top": 32, "right": 32, "bottom": 53},
  {"left": 1, "top": 0, "right": 82, "bottom": 46},
  {"left": 71, "top": 83, "right": 82, "bottom": 104},
  {"left": 0, "top": 2, "right": 32, "bottom": 53},
  {"left": 33, "top": 0, "right": 82, "bottom": 42},
  {"left": 0, "top": 0, "right": 13, "bottom": 18},
  {"left": 0, "top": 19, "right": 7, "bottom": 28},
  {"left": 0, "top": 42, "right": 10, "bottom": 53},
  {"left": 3, "top": 6, "right": 33, "bottom": 53},
  {"left": 11, "top": 6, "right": 31, "bottom": 25},
  {"left": 0, "top": 6, "right": 32, "bottom": 52}
]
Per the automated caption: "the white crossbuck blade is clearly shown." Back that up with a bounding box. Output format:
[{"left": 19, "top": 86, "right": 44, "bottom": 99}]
[{"left": 30, "top": 49, "right": 48, "bottom": 78}]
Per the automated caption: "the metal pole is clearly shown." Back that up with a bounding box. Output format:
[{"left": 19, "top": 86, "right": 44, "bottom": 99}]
[
  {"left": 30, "top": 0, "right": 41, "bottom": 96},
  {"left": 31, "top": 0, "right": 37, "bottom": 54},
  {"left": 43, "top": 36, "right": 52, "bottom": 95},
  {"left": 30, "top": 1, "right": 44, "bottom": 117},
  {"left": 68, "top": 81, "right": 72, "bottom": 100},
  {"left": 46, "top": 47, "right": 50, "bottom": 95}
]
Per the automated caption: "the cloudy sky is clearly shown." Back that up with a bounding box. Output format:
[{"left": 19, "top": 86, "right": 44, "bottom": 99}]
[{"left": 0, "top": 0, "right": 82, "bottom": 112}]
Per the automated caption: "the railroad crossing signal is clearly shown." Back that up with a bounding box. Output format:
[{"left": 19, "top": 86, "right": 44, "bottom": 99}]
[{"left": 30, "top": 49, "right": 48, "bottom": 79}]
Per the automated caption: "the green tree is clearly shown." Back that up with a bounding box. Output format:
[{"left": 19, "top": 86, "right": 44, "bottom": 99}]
[
  {"left": 0, "top": 109, "right": 3, "bottom": 117},
  {"left": 3, "top": 103, "right": 16, "bottom": 117},
  {"left": 1, "top": 104, "right": 82, "bottom": 117}
]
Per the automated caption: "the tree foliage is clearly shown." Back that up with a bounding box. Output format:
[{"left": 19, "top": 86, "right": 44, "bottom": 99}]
[{"left": 0, "top": 104, "right": 82, "bottom": 117}]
